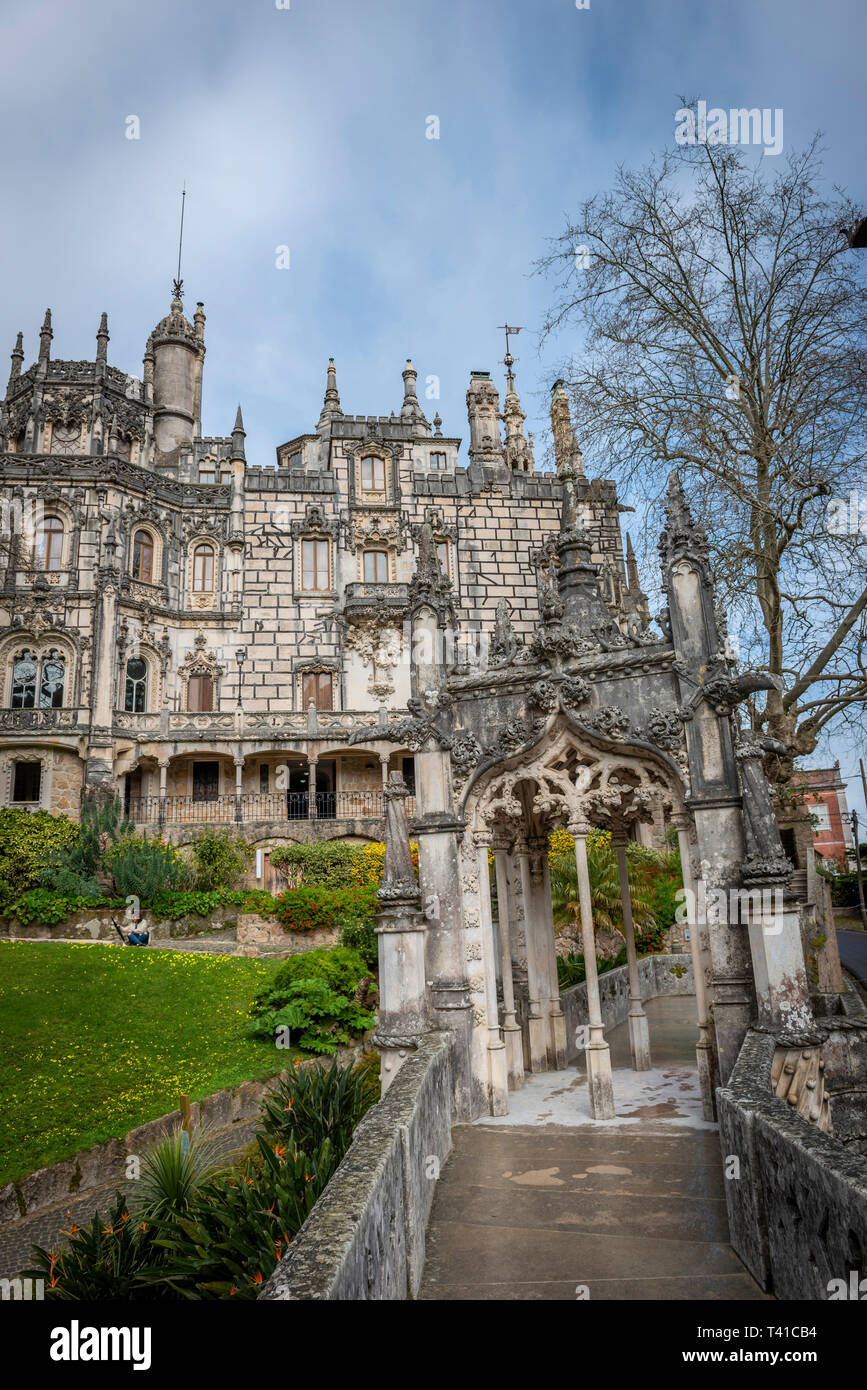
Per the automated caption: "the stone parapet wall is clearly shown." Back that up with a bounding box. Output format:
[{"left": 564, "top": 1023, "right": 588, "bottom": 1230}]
[
  {"left": 259, "top": 1032, "right": 454, "bottom": 1301},
  {"left": 717, "top": 1027, "right": 867, "bottom": 1298},
  {"left": 560, "top": 953, "right": 694, "bottom": 1063}
]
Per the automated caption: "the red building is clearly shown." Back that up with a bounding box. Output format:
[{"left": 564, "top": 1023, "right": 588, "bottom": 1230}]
[{"left": 799, "top": 764, "right": 854, "bottom": 867}]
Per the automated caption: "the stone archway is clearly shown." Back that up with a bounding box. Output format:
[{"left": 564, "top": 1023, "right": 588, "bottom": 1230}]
[{"left": 459, "top": 718, "right": 699, "bottom": 1119}]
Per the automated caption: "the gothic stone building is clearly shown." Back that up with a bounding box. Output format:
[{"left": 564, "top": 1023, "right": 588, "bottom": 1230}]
[
  {"left": 0, "top": 292, "right": 851, "bottom": 1129},
  {"left": 0, "top": 296, "right": 648, "bottom": 869}
]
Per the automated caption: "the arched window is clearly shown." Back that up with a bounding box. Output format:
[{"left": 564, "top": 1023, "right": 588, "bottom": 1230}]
[
  {"left": 11, "top": 651, "right": 38, "bottom": 708},
  {"left": 192, "top": 544, "right": 215, "bottom": 593},
  {"left": 124, "top": 657, "right": 148, "bottom": 713},
  {"left": 361, "top": 455, "right": 386, "bottom": 491},
  {"left": 39, "top": 650, "right": 65, "bottom": 708},
  {"left": 131, "top": 530, "right": 154, "bottom": 583},
  {"left": 363, "top": 549, "right": 388, "bottom": 583},
  {"left": 187, "top": 673, "right": 213, "bottom": 712},
  {"left": 35, "top": 516, "right": 64, "bottom": 571},
  {"left": 51, "top": 423, "right": 80, "bottom": 456}
]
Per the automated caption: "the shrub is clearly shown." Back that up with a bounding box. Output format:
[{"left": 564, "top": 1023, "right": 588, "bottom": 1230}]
[
  {"left": 270, "top": 842, "right": 365, "bottom": 889},
  {"left": 259, "top": 1054, "right": 379, "bottom": 1153},
  {"left": 256, "top": 945, "right": 371, "bottom": 1006},
  {"left": 103, "top": 833, "right": 192, "bottom": 900},
  {"left": 25, "top": 1193, "right": 165, "bottom": 1302},
  {"left": 0, "top": 808, "right": 79, "bottom": 897},
  {"left": 828, "top": 872, "right": 863, "bottom": 907},
  {"left": 148, "top": 1135, "right": 339, "bottom": 1298},
  {"left": 557, "top": 946, "right": 627, "bottom": 991},
  {"left": 337, "top": 913, "right": 378, "bottom": 968},
  {"left": 272, "top": 882, "right": 378, "bottom": 934},
  {"left": 4, "top": 888, "right": 122, "bottom": 926},
  {"left": 349, "top": 840, "right": 419, "bottom": 887},
  {"left": 246, "top": 976, "right": 375, "bottom": 1053},
  {"left": 186, "top": 827, "right": 253, "bottom": 891},
  {"left": 40, "top": 795, "right": 130, "bottom": 894}
]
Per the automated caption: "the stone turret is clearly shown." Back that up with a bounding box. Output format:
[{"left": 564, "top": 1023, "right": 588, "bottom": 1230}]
[
  {"left": 400, "top": 359, "right": 429, "bottom": 431},
  {"left": 502, "top": 370, "right": 534, "bottom": 473},
  {"left": 550, "top": 378, "right": 584, "bottom": 477},
  {"left": 95, "top": 312, "right": 109, "bottom": 367},
  {"left": 317, "top": 357, "right": 342, "bottom": 428},
  {"left": 148, "top": 292, "right": 205, "bottom": 463},
  {"left": 8, "top": 332, "right": 23, "bottom": 388},
  {"left": 37, "top": 309, "right": 53, "bottom": 371},
  {"left": 466, "top": 371, "right": 504, "bottom": 468}
]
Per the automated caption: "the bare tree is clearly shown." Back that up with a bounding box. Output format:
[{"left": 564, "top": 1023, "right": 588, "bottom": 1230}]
[{"left": 539, "top": 125, "right": 867, "bottom": 779}]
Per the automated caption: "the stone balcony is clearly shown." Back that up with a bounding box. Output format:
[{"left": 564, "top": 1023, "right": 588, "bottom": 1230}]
[{"left": 342, "top": 581, "right": 409, "bottom": 621}]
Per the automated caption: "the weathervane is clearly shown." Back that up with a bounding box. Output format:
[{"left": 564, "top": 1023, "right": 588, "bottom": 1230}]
[
  {"left": 172, "top": 183, "right": 186, "bottom": 301},
  {"left": 498, "top": 323, "right": 523, "bottom": 387}
]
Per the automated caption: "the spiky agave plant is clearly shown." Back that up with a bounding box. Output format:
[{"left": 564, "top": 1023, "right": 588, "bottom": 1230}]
[{"left": 137, "top": 1127, "right": 222, "bottom": 1223}]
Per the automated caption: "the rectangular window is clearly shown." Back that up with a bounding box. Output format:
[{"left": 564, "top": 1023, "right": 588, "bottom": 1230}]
[
  {"left": 430, "top": 452, "right": 447, "bottom": 470},
  {"left": 301, "top": 538, "right": 330, "bottom": 591},
  {"left": 198, "top": 469, "right": 215, "bottom": 484},
  {"left": 810, "top": 802, "right": 832, "bottom": 832},
  {"left": 302, "top": 671, "right": 333, "bottom": 711},
  {"left": 402, "top": 756, "right": 416, "bottom": 795},
  {"left": 259, "top": 764, "right": 270, "bottom": 794},
  {"left": 287, "top": 451, "right": 303, "bottom": 470},
  {"left": 436, "top": 541, "right": 450, "bottom": 577},
  {"left": 192, "top": 761, "right": 219, "bottom": 802},
  {"left": 188, "top": 674, "right": 214, "bottom": 712},
  {"left": 12, "top": 761, "right": 40, "bottom": 803},
  {"left": 361, "top": 455, "right": 385, "bottom": 491},
  {"left": 363, "top": 550, "right": 388, "bottom": 583}
]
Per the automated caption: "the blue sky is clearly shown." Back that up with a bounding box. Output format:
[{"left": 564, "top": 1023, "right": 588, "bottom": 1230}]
[{"left": 1, "top": 0, "right": 864, "bottom": 815}]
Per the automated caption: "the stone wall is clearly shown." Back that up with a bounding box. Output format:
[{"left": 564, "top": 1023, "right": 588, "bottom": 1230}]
[
  {"left": 0, "top": 905, "right": 335, "bottom": 954},
  {"left": 560, "top": 953, "right": 694, "bottom": 1063},
  {"left": 717, "top": 1027, "right": 867, "bottom": 1297},
  {"left": 259, "top": 1032, "right": 454, "bottom": 1301}
]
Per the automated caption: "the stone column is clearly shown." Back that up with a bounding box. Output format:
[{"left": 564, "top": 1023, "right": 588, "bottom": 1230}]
[
  {"left": 476, "top": 835, "right": 509, "bottom": 1115},
  {"left": 493, "top": 846, "right": 525, "bottom": 1090},
  {"left": 158, "top": 759, "right": 168, "bottom": 829},
  {"left": 234, "top": 756, "right": 244, "bottom": 824},
  {"left": 307, "top": 753, "right": 317, "bottom": 820},
  {"left": 539, "top": 853, "right": 568, "bottom": 1069},
  {"left": 514, "top": 839, "right": 550, "bottom": 1073},
  {"left": 571, "top": 821, "right": 615, "bottom": 1119},
  {"left": 612, "top": 832, "right": 651, "bottom": 1072},
  {"left": 673, "top": 814, "right": 716, "bottom": 1119},
  {"left": 374, "top": 772, "right": 431, "bottom": 1094},
  {"left": 380, "top": 752, "right": 390, "bottom": 788}
]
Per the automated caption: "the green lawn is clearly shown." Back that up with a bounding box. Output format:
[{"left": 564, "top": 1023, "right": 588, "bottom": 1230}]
[{"left": 0, "top": 941, "right": 291, "bottom": 1186}]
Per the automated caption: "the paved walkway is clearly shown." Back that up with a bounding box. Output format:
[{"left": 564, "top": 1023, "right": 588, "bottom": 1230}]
[{"left": 419, "top": 996, "right": 770, "bottom": 1301}]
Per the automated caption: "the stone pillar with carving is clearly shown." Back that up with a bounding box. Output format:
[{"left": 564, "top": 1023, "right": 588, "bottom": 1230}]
[
  {"left": 659, "top": 473, "right": 755, "bottom": 1083},
  {"left": 408, "top": 532, "right": 475, "bottom": 1117},
  {"left": 373, "top": 772, "right": 431, "bottom": 1094}
]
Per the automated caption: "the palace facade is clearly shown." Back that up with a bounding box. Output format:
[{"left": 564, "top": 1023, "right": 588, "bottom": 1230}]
[{"left": 0, "top": 292, "right": 650, "bottom": 888}]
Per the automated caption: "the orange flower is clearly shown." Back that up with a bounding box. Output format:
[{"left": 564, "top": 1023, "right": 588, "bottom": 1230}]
[{"left": 251, "top": 1271, "right": 263, "bottom": 1285}]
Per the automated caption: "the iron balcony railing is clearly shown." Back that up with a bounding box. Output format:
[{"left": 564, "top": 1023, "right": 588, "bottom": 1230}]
[{"left": 125, "top": 789, "right": 416, "bottom": 826}]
